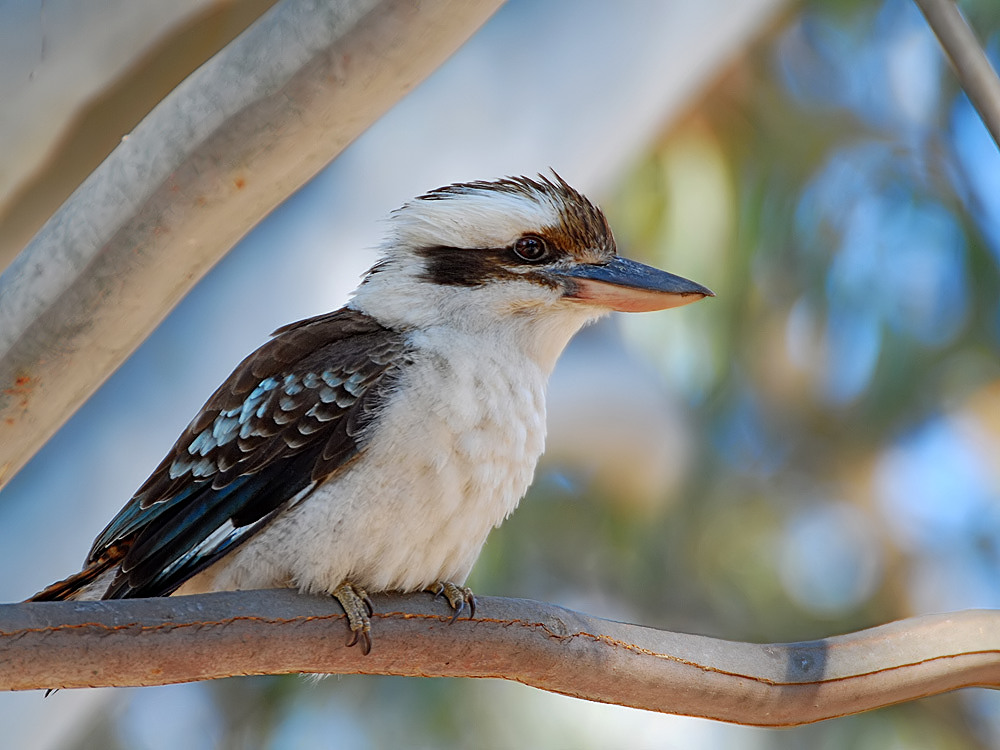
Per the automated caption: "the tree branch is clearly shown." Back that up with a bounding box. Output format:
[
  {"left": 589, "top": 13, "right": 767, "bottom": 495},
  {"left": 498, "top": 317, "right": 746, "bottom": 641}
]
[
  {"left": 3, "top": 590, "right": 999, "bottom": 726},
  {"left": 0, "top": 0, "right": 504, "bottom": 490},
  {"left": 914, "top": 0, "right": 1000, "bottom": 148}
]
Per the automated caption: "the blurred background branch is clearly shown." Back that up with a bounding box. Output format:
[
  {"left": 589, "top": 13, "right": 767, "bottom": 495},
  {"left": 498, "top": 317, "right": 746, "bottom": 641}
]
[
  {"left": 0, "top": 0, "right": 503, "bottom": 489},
  {"left": 915, "top": 0, "right": 1000, "bottom": 148},
  {"left": 6, "top": 591, "right": 1000, "bottom": 728}
]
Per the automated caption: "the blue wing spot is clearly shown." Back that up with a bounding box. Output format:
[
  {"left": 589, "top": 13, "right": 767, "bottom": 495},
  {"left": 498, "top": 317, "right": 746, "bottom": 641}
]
[
  {"left": 191, "top": 458, "right": 217, "bottom": 477},
  {"left": 240, "top": 378, "right": 279, "bottom": 424},
  {"left": 171, "top": 456, "right": 216, "bottom": 479},
  {"left": 188, "top": 430, "right": 217, "bottom": 456},
  {"left": 283, "top": 374, "right": 304, "bottom": 395},
  {"left": 343, "top": 372, "right": 366, "bottom": 396},
  {"left": 212, "top": 414, "right": 240, "bottom": 444},
  {"left": 187, "top": 415, "right": 240, "bottom": 457},
  {"left": 249, "top": 377, "right": 280, "bottom": 400}
]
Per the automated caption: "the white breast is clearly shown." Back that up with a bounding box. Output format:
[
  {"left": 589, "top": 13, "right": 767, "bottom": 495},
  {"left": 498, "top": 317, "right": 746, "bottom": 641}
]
[{"left": 178, "top": 326, "right": 548, "bottom": 596}]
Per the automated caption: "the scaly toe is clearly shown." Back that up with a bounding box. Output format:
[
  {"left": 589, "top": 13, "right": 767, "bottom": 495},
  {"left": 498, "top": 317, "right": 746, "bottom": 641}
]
[
  {"left": 427, "top": 581, "right": 477, "bottom": 624},
  {"left": 333, "top": 581, "right": 373, "bottom": 655}
]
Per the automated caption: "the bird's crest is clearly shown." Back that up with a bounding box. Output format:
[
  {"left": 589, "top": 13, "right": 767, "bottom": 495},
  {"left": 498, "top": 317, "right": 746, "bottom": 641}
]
[{"left": 388, "top": 172, "right": 615, "bottom": 263}]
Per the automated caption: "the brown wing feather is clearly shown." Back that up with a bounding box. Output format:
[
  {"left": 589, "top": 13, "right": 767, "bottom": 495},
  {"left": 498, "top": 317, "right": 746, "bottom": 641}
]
[{"left": 31, "top": 307, "right": 408, "bottom": 601}]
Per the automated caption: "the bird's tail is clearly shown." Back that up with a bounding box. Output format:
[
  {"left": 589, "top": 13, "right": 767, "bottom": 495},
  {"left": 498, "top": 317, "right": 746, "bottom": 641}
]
[{"left": 28, "top": 557, "right": 117, "bottom": 601}]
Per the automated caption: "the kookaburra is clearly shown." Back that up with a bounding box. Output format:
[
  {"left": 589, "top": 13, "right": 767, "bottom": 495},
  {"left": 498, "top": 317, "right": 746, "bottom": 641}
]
[{"left": 32, "top": 173, "right": 712, "bottom": 652}]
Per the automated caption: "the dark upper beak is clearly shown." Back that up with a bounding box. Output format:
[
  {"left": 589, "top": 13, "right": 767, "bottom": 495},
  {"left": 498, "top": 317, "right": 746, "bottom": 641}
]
[{"left": 552, "top": 255, "right": 715, "bottom": 313}]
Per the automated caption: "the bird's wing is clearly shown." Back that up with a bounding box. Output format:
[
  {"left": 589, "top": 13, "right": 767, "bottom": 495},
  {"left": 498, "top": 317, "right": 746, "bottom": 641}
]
[{"left": 74, "top": 308, "right": 406, "bottom": 600}]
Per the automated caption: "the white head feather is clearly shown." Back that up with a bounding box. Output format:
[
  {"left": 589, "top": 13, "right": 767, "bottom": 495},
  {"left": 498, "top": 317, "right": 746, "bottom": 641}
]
[{"left": 349, "top": 174, "right": 615, "bottom": 370}]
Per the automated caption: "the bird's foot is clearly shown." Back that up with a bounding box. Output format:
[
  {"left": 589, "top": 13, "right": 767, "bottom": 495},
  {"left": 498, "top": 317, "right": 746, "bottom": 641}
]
[
  {"left": 332, "top": 581, "right": 374, "bottom": 655},
  {"left": 427, "top": 581, "right": 476, "bottom": 624}
]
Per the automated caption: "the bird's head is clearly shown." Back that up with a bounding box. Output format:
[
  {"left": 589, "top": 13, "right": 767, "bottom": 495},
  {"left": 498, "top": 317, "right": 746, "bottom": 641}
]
[{"left": 350, "top": 173, "right": 713, "bottom": 369}]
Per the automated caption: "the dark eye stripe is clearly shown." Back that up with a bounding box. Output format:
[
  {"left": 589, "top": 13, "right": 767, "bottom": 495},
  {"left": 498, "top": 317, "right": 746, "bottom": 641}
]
[
  {"left": 416, "top": 244, "right": 569, "bottom": 287},
  {"left": 415, "top": 246, "right": 509, "bottom": 286}
]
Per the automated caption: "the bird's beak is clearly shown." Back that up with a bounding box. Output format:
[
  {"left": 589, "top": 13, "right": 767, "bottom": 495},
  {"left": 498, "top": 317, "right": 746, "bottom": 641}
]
[{"left": 553, "top": 256, "right": 715, "bottom": 313}]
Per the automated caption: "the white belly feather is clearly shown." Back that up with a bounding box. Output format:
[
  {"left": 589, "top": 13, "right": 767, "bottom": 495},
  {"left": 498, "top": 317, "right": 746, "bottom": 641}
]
[{"left": 178, "top": 327, "right": 547, "bottom": 596}]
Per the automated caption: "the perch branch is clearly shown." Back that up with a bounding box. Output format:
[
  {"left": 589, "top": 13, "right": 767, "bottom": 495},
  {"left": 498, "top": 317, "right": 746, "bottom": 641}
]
[{"left": 2, "top": 590, "right": 999, "bottom": 726}]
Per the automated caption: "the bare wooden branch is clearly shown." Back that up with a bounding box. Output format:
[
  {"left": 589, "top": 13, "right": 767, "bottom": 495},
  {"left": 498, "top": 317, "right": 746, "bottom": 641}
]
[
  {"left": 914, "top": 0, "right": 1000, "bottom": 148},
  {"left": 3, "top": 590, "right": 999, "bottom": 726},
  {"left": 0, "top": 0, "right": 504, "bottom": 490}
]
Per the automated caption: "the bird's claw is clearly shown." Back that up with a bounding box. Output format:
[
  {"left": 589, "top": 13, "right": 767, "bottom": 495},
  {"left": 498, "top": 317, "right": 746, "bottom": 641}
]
[
  {"left": 333, "top": 581, "right": 373, "bottom": 655},
  {"left": 428, "top": 581, "right": 477, "bottom": 624}
]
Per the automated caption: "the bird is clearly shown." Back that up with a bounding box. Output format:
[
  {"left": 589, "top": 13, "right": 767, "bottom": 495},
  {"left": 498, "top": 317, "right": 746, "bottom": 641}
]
[{"left": 30, "top": 173, "right": 713, "bottom": 653}]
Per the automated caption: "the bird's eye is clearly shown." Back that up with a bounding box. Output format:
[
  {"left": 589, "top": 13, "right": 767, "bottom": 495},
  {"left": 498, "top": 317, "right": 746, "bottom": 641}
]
[{"left": 513, "top": 235, "right": 548, "bottom": 262}]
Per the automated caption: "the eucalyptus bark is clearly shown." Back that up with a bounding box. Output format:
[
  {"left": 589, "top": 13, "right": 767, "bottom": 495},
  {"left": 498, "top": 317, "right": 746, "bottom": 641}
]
[{"left": 3, "top": 590, "right": 999, "bottom": 727}]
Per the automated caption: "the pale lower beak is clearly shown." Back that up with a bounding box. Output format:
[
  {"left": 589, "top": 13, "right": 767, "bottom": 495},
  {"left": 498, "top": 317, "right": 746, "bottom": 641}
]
[{"left": 553, "top": 256, "right": 714, "bottom": 313}]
